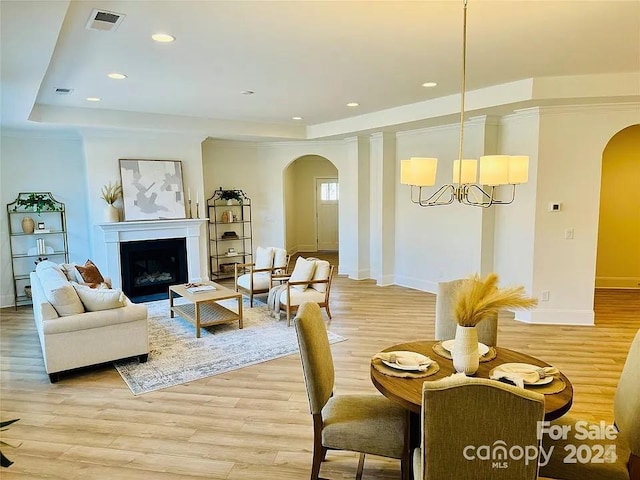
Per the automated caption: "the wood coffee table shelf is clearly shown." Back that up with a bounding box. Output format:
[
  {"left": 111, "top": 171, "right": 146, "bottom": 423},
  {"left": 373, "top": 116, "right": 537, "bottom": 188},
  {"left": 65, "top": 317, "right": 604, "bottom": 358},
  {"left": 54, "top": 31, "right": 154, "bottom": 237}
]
[{"left": 169, "top": 282, "right": 243, "bottom": 338}]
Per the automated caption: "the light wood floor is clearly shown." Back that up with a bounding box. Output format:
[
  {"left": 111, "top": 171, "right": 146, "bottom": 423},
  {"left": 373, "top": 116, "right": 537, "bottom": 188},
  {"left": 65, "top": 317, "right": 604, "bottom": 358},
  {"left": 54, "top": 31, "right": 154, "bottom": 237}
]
[{"left": 1, "top": 258, "right": 638, "bottom": 479}]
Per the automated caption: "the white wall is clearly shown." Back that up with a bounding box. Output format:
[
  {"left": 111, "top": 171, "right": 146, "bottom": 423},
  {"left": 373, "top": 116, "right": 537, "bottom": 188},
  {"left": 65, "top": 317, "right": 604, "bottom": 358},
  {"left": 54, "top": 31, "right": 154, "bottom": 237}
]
[
  {"left": 528, "top": 104, "right": 640, "bottom": 325},
  {"left": 81, "top": 130, "right": 207, "bottom": 282},
  {"left": 394, "top": 119, "right": 488, "bottom": 292},
  {"left": 201, "top": 139, "right": 358, "bottom": 276},
  {"left": 493, "top": 110, "right": 540, "bottom": 321},
  {"left": 1, "top": 130, "right": 90, "bottom": 307}
]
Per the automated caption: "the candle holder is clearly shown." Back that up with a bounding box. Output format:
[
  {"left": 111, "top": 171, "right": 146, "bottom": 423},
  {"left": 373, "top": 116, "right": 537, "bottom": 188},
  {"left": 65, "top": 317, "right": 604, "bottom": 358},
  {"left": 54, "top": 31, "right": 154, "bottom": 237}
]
[
  {"left": 195, "top": 202, "right": 200, "bottom": 219},
  {"left": 188, "top": 199, "right": 193, "bottom": 219}
]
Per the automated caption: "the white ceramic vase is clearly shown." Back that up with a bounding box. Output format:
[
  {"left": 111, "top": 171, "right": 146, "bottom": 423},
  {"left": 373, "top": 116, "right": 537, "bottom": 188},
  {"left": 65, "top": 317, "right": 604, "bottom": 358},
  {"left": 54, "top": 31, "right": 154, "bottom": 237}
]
[
  {"left": 452, "top": 325, "right": 479, "bottom": 375},
  {"left": 104, "top": 204, "right": 119, "bottom": 222}
]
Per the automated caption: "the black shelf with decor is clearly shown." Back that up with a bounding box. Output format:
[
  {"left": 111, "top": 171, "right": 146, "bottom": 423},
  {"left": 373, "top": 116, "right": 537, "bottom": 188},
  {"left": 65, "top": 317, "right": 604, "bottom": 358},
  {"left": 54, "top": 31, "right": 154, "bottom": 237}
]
[
  {"left": 6, "top": 192, "right": 69, "bottom": 308},
  {"left": 207, "top": 189, "right": 252, "bottom": 280}
]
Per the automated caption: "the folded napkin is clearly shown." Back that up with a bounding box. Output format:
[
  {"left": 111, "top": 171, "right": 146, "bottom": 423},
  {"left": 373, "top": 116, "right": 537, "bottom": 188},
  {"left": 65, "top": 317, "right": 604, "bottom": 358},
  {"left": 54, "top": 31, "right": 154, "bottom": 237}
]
[
  {"left": 490, "top": 363, "right": 559, "bottom": 388},
  {"left": 373, "top": 351, "right": 432, "bottom": 371}
]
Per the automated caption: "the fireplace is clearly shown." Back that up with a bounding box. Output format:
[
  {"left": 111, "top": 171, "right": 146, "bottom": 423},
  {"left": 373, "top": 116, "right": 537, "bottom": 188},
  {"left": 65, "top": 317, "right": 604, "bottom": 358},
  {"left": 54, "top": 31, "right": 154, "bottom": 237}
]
[
  {"left": 98, "top": 219, "right": 207, "bottom": 294},
  {"left": 120, "top": 238, "right": 187, "bottom": 301}
]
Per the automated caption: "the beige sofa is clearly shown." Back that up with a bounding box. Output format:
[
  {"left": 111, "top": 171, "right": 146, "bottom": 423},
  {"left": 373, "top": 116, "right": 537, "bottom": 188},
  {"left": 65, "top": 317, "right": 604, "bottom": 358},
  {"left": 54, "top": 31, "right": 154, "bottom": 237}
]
[{"left": 30, "top": 260, "right": 148, "bottom": 382}]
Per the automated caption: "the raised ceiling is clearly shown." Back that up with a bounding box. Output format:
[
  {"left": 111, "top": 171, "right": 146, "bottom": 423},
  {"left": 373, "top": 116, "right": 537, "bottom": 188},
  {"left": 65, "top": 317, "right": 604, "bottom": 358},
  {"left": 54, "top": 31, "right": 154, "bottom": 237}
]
[{"left": 1, "top": 1, "right": 639, "bottom": 140}]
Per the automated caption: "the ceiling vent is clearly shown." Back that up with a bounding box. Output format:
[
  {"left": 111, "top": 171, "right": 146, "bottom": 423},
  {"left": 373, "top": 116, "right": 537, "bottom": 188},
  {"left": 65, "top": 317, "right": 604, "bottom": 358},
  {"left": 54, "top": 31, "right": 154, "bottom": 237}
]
[
  {"left": 85, "top": 9, "right": 125, "bottom": 32},
  {"left": 55, "top": 88, "right": 73, "bottom": 95}
]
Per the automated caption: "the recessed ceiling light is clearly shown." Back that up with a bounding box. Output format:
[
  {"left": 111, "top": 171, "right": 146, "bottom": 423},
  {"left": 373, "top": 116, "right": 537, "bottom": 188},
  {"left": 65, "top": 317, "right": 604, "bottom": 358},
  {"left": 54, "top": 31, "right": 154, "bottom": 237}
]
[
  {"left": 292, "top": 116, "right": 303, "bottom": 120},
  {"left": 108, "top": 72, "right": 127, "bottom": 80},
  {"left": 240, "top": 90, "right": 255, "bottom": 95},
  {"left": 422, "top": 82, "right": 438, "bottom": 88},
  {"left": 346, "top": 102, "right": 359, "bottom": 107},
  {"left": 86, "top": 97, "right": 101, "bottom": 102},
  {"left": 152, "top": 33, "right": 175, "bottom": 43}
]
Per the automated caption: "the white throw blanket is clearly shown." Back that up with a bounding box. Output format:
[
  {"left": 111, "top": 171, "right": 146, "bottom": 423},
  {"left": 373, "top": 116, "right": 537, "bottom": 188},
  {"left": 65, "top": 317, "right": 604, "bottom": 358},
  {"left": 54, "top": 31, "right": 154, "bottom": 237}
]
[{"left": 267, "top": 284, "right": 288, "bottom": 318}]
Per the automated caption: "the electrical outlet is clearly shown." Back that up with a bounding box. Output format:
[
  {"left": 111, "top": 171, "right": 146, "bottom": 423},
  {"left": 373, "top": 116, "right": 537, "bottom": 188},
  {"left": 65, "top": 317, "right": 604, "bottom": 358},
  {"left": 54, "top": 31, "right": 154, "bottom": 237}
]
[
  {"left": 541, "top": 290, "right": 550, "bottom": 301},
  {"left": 564, "top": 228, "right": 574, "bottom": 240}
]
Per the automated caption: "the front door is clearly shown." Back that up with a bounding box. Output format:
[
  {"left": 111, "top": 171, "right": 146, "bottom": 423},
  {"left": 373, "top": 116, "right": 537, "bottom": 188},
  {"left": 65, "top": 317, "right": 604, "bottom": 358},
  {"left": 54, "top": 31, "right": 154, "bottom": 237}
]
[{"left": 316, "top": 178, "right": 339, "bottom": 251}]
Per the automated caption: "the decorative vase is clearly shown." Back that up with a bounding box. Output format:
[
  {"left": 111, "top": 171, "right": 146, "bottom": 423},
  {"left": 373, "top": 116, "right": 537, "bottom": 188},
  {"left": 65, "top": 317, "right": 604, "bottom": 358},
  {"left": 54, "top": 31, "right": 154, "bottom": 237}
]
[
  {"left": 226, "top": 199, "right": 233, "bottom": 205},
  {"left": 104, "top": 204, "right": 119, "bottom": 223},
  {"left": 21, "top": 216, "right": 35, "bottom": 234},
  {"left": 452, "top": 325, "right": 479, "bottom": 375}
]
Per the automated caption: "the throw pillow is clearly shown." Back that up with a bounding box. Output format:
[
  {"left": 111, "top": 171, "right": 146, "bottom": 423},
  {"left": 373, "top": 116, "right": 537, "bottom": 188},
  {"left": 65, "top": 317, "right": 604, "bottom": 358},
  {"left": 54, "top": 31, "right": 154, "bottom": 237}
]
[
  {"left": 71, "top": 282, "right": 126, "bottom": 311},
  {"left": 255, "top": 246, "right": 274, "bottom": 270},
  {"left": 273, "top": 248, "right": 288, "bottom": 272},
  {"left": 289, "top": 257, "right": 317, "bottom": 291},
  {"left": 310, "top": 260, "right": 331, "bottom": 293},
  {"left": 37, "top": 263, "right": 85, "bottom": 316},
  {"left": 75, "top": 259, "right": 105, "bottom": 287},
  {"left": 60, "top": 263, "right": 83, "bottom": 282}
]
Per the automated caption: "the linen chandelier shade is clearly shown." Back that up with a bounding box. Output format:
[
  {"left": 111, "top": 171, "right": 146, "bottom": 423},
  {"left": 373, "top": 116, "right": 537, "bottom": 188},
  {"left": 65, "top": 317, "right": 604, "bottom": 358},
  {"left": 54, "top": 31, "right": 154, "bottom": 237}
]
[
  {"left": 400, "top": 0, "right": 529, "bottom": 208},
  {"left": 401, "top": 157, "right": 438, "bottom": 186}
]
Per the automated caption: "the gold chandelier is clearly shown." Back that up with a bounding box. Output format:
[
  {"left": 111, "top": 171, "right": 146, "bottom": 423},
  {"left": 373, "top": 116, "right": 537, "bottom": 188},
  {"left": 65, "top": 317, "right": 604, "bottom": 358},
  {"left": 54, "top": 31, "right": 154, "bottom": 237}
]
[{"left": 400, "top": 0, "right": 529, "bottom": 208}]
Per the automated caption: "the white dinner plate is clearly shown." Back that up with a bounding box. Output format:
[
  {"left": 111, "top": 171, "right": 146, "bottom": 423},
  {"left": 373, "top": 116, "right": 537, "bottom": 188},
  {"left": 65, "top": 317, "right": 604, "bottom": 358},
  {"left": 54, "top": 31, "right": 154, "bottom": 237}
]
[
  {"left": 526, "top": 376, "right": 554, "bottom": 386},
  {"left": 381, "top": 351, "right": 431, "bottom": 371},
  {"left": 441, "top": 339, "right": 490, "bottom": 357},
  {"left": 497, "top": 363, "right": 555, "bottom": 386}
]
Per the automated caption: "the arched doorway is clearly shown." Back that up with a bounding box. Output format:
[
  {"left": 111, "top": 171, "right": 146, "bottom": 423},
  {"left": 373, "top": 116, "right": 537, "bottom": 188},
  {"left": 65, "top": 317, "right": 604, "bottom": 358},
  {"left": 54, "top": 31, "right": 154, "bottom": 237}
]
[
  {"left": 283, "top": 155, "right": 339, "bottom": 255},
  {"left": 593, "top": 124, "right": 640, "bottom": 324},
  {"left": 595, "top": 124, "right": 640, "bottom": 290}
]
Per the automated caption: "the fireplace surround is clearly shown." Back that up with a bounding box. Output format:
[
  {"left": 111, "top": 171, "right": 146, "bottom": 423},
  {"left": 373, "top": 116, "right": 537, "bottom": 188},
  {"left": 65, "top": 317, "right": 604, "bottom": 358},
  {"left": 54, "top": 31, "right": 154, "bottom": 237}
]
[{"left": 98, "top": 219, "right": 207, "bottom": 291}]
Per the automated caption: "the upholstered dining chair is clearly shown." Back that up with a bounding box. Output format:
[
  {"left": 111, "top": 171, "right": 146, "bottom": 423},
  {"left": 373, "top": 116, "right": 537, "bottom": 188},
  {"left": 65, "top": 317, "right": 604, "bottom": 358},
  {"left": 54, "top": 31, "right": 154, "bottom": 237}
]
[
  {"left": 276, "top": 257, "right": 334, "bottom": 327},
  {"left": 435, "top": 278, "right": 498, "bottom": 346},
  {"left": 235, "top": 246, "right": 289, "bottom": 306},
  {"left": 413, "top": 375, "right": 545, "bottom": 480},
  {"left": 294, "top": 302, "right": 410, "bottom": 480},
  {"left": 539, "top": 328, "right": 640, "bottom": 480}
]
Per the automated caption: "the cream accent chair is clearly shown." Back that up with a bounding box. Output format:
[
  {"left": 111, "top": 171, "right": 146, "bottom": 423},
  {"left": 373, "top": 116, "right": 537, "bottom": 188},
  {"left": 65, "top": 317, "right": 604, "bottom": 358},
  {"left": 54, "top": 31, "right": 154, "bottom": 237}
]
[
  {"left": 278, "top": 257, "right": 334, "bottom": 327},
  {"left": 539, "top": 328, "right": 640, "bottom": 480},
  {"left": 435, "top": 279, "right": 498, "bottom": 346},
  {"left": 413, "top": 375, "right": 545, "bottom": 480},
  {"left": 294, "top": 302, "right": 410, "bottom": 480},
  {"left": 235, "top": 246, "right": 289, "bottom": 307}
]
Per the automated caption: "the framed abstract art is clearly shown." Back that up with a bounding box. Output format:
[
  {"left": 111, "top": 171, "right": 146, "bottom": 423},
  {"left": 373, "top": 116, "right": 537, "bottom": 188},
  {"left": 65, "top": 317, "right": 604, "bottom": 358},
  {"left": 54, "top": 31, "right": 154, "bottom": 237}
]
[{"left": 119, "top": 159, "right": 186, "bottom": 221}]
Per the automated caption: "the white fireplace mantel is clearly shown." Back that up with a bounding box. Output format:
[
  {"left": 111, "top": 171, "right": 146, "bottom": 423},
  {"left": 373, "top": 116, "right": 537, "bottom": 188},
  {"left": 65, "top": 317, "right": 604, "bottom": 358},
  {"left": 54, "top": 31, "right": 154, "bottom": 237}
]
[{"left": 98, "top": 219, "right": 207, "bottom": 289}]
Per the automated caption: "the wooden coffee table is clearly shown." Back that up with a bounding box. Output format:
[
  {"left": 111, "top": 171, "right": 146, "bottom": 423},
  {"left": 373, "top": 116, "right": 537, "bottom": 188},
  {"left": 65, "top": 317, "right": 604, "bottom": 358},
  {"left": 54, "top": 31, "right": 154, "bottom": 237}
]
[{"left": 169, "top": 282, "right": 243, "bottom": 338}]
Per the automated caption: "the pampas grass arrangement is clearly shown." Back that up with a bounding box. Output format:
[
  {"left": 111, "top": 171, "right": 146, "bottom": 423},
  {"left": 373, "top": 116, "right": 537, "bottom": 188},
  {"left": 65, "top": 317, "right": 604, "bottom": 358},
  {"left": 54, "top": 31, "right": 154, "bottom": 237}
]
[
  {"left": 100, "top": 181, "right": 122, "bottom": 205},
  {"left": 454, "top": 273, "right": 538, "bottom": 327}
]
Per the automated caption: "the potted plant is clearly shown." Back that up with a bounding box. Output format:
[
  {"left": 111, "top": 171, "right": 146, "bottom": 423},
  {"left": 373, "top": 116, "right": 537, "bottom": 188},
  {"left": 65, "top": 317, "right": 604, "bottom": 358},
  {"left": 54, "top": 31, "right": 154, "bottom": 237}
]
[
  {"left": 219, "top": 189, "right": 243, "bottom": 205},
  {"left": 13, "top": 193, "right": 59, "bottom": 215},
  {"left": 100, "top": 181, "right": 122, "bottom": 222},
  {"left": 452, "top": 273, "right": 537, "bottom": 375}
]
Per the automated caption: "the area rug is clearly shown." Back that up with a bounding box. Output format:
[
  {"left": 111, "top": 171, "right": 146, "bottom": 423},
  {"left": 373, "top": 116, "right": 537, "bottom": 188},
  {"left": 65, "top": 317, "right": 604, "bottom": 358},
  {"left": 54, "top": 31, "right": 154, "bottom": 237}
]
[{"left": 114, "top": 298, "right": 346, "bottom": 395}]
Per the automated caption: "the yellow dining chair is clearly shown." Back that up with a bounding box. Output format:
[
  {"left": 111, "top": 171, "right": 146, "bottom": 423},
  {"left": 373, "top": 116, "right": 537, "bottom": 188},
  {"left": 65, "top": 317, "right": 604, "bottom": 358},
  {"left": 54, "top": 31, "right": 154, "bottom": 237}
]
[
  {"left": 294, "top": 302, "right": 410, "bottom": 480},
  {"left": 413, "top": 375, "right": 545, "bottom": 479},
  {"left": 538, "top": 328, "right": 640, "bottom": 480}
]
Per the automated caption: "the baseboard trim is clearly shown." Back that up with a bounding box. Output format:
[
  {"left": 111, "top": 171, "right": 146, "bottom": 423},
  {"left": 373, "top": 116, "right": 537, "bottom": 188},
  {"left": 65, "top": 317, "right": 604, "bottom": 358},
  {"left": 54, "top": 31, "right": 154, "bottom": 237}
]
[
  {"left": 0, "top": 294, "right": 16, "bottom": 309},
  {"left": 595, "top": 276, "right": 640, "bottom": 289},
  {"left": 522, "top": 308, "right": 595, "bottom": 326},
  {"left": 394, "top": 275, "right": 438, "bottom": 295}
]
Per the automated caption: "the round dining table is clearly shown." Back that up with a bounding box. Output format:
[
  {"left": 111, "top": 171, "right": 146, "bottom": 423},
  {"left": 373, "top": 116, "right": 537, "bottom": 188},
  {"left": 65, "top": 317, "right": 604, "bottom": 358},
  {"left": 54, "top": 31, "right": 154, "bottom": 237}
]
[{"left": 371, "top": 340, "right": 573, "bottom": 421}]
